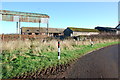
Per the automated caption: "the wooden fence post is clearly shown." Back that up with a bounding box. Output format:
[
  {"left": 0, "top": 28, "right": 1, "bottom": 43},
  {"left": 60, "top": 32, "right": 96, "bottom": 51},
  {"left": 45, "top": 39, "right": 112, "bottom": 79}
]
[{"left": 2, "top": 33, "right": 4, "bottom": 41}]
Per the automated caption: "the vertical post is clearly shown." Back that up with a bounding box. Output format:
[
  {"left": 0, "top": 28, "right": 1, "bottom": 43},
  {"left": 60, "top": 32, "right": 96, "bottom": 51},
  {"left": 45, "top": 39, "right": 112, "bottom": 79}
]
[
  {"left": 19, "top": 20, "right": 21, "bottom": 34},
  {"left": 14, "top": 16, "right": 20, "bottom": 34},
  {"left": 39, "top": 20, "right": 40, "bottom": 35},
  {"left": 90, "top": 38, "right": 94, "bottom": 47},
  {"left": 1, "top": 33, "right": 4, "bottom": 41},
  {"left": 16, "top": 22, "right": 18, "bottom": 34},
  {"left": 47, "top": 20, "right": 49, "bottom": 36},
  {"left": 18, "top": 19, "right": 21, "bottom": 40},
  {"left": 58, "top": 41, "right": 60, "bottom": 60}
]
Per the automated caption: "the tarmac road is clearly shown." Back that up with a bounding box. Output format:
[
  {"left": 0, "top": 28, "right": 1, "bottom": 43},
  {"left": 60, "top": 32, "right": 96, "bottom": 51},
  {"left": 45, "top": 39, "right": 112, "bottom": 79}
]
[{"left": 51, "top": 44, "right": 119, "bottom": 78}]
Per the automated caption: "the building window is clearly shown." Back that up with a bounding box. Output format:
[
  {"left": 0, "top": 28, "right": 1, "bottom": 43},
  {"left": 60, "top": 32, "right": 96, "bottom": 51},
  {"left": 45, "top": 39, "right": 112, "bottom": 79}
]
[
  {"left": 35, "top": 33, "right": 39, "bottom": 35},
  {"left": 36, "top": 30, "right": 39, "bottom": 31},
  {"left": 27, "top": 30, "right": 29, "bottom": 31},
  {"left": 28, "top": 33, "right": 32, "bottom": 35}
]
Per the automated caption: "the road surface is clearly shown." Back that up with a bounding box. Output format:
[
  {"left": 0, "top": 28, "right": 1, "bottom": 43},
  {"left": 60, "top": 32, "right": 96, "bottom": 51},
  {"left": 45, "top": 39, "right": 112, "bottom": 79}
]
[{"left": 50, "top": 44, "right": 119, "bottom": 78}]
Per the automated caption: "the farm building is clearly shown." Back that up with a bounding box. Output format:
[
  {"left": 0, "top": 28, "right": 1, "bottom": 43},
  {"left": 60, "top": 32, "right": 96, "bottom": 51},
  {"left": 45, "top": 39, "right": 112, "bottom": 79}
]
[
  {"left": 95, "top": 26, "right": 116, "bottom": 34},
  {"left": 21, "top": 27, "right": 65, "bottom": 37},
  {"left": 64, "top": 27, "right": 99, "bottom": 37},
  {"left": 0, "top": 10, "right": 50, "bottom": 34},
  {"left": 116, "top": 24, "right": 120, "bottom": 34}
]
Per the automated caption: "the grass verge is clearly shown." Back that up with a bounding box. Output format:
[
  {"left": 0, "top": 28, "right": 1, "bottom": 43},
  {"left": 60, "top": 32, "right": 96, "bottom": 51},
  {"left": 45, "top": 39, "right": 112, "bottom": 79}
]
[{"left": 1, "top": 41, "right": 120, "bottom": 79}]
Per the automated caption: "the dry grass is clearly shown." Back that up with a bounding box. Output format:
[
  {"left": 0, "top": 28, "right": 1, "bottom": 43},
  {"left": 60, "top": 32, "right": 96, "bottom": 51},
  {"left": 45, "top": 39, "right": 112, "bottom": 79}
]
[
  {"left": 1, "top": 37, "right": 119, "bottom": 56},
  {"left": 1, "top": 35, "right": 119, "bottom": 79}
]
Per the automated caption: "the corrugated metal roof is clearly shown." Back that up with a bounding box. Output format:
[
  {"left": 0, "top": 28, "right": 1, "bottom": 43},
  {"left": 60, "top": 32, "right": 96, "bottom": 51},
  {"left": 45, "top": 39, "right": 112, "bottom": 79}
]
[
  {"left": 0, "top": 10, "right": 49, "bottom": 18},
  {"left": 0, "top": 10, "right": 49, "bottom": 23},
  {"left": 68, "top": 27, "right": 99, "bottom": 32}
]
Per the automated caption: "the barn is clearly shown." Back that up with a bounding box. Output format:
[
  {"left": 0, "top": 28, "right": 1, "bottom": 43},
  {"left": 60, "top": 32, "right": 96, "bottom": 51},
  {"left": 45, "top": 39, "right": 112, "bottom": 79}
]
[
  {"left": 116, "top": 24, "right": 120, "bottom": 34},
  {"left": 95, "top": 26, "right": 116, "bottom": 34},
  {"left": 64, "top": 27, "right": 99, "bottom": 37},
  {"left": 21, "top": 27, "right": 65, "bottom": 37}
]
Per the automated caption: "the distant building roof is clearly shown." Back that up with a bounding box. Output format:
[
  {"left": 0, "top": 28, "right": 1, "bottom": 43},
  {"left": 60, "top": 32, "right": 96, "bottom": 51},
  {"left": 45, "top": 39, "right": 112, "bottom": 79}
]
[
  {"left": 116, "top": 24, "right": 120, "bottom": 30},
  {"left": 68, "top": 27, "right": 99, "bottom": 32},
  {"left": 21, "top": 27, "right": 65, "bottom": 33},
  {"left": 95, "top": 27, "right": 116, "bottom": 32}
]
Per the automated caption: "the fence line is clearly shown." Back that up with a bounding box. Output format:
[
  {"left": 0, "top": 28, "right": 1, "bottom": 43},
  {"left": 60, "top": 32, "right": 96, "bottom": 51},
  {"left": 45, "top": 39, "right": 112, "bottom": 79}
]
[{"left": 0, "top": 34, "right": 48, "bottom": 41}]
